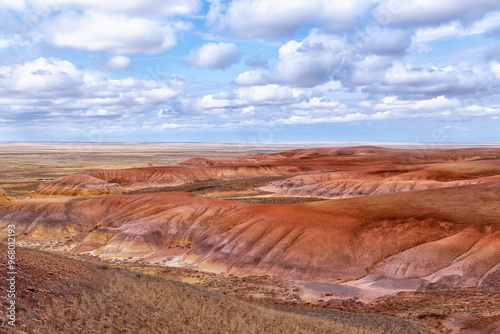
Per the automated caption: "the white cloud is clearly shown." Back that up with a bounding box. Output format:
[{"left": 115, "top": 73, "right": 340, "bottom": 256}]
[
  {"left": 49, "top": 11, "right": 176, "bottom": 55},
  {"left": 275, "top": 30, "right": 347, "bottom": 86},
  {"left": 0, "top": 0, "right": 26, "bottom": 10},
  {"left": 413, "top": 12, "right": 500, "bottom": 45},
  {"left": 374, "top": 96, "right": 461, "bottom": 112},
  {"left": 374, "top": 0, "right": 500, "bottom": 26},
  {"left": 371, "top": 62, "right": 482, "bottom": 98},
  {"left": 234, "top": 69, "right": 270, "bottom": 86},
  {"left": 383, "top": 63, "right": 455, "bottom": 86},
  {"left": 236, "top": 29, "right": 349, "bottom": 87},
  {"left": 26, "top": 0, "right": 201, "bottom": 16},
  {"left": 0, "top": 38, "right": 11, "bottom": 48},
  {"left": 0, "top": 57, "right": 180, "bottom": 116},
  {"left": 172, "top": 20, "right": 194, "bottom": 32},
  {"left": 0, "top": 57, "right": 83, "bottom": 98},
  {"left": 490, "top": 61, "right": 500, "bottom": 79},
  {"left": 197, "top": 84, "right": 305, "bottom": 109},
  {"left": 199, "top": 94, "right": 232, "bottom": 108},
  {"left": 159, "top": 123, "right": 184, "bottom": 129},
  {"left": 413, "top": 22, "right": 464, "bottom": 45},
  {"left": 457, "top": 105, "right": 500, "bottom": 116},
  {"left": 290, "top": 97, "right": 341, "bottom": 109},
  {"left": 106, "top": 56, "right": 131, "bottom": 70},
  {"left": 215, "top": 0, "right": 374, "bottom": 38},
  {"left": 235, "top": 84, "right": 304, "bottom": 105},
  {"left": 414, "top": 96, "right": 461, "bottom": 109},
  {"left": 134, "top": 87, "right": 176, "bottom": 104},
  {"left": 183, "top": 42, "right": 242, "bottom": 70},
  {"left": 361, "top": 28, "right": 413, "bottom": 55},
  {"left": 272, "top": 110, "right": 394, "bottom": 125},
  {"left": 339, "top": 55, "right": 393, "bottom": 87},
  {"left": 241, "top": 106, "right": 255, "bottom": 114},
  {"left": 85, "top": 108, "right": 114, "bottom": 116}
]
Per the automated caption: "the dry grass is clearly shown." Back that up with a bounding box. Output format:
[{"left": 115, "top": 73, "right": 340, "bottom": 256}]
[{"left": 1, "top": 247, "right": 432, "bottom": 334}]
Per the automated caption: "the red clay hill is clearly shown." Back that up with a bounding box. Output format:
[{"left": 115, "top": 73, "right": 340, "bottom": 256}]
[
  {"left": 1, "top": 146, "right": 500, "bottom": 299},
  {"left": 32, "top": 146, "right": 500, "bottom": 198},
  {"left": 1, "top": 180, "right": 499, "bottom": 294}
]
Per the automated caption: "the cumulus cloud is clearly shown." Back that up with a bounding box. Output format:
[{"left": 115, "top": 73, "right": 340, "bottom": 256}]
[
  {"left": 489, "top": 61, "right": 500, "bottom": 79},
  {"left": 275, "top": 30, "right": 348, "bottom": 86},
  {"left": 289, "top": 97, "right": 342, "bottom": 110},
  {"left": 336, "top": 55, "right": 393, "bottom": 87},
  {"left": 236, "top": 29, "right": 349, "bottom": 87},
  {"left": 106, "top": 56, "right": 131, "bottom": 70},
  {"left": 235, "top": 69, "right": 271, "bottom": 86},
  {"left": 457, "top": 105, "right": 500, "bottom": 116},
  {"left": 213, "top": 0, "right": 373, "bottom": 38},
  {"left": 49, "top": 11, "right": 176, "bottom": 55},
  {"left": 361, "top": 28, "right": 413, "bottom": 55},
  {"left": 235, "top": 28, "right": 412, "bottom": 89},
  {"left": 0, "top": 57, "right": 180, "bottom": 123},
  {"left": 197, "top": 84, "right": 305, "bottom": 109},
  {"left": 20, "top": 0, "right": 201, "bottom": 16},
  {"left": 199, "top": 94, "right": 232, "bottom": 109},
  {"left": 374, "top": 96, "right": 461, "bottom": 112},
  {"left": 360, "top": 62, "right": 484, "bottom": 99},
  {"left": 183, "top": 42, "right": 242, "bottom": 70},
  {"left": 374, "top": 0, "right": 500, "bottom": 26},
  {"left": 235, "top": 84, "right": 304, "bottom": 105},
  {"left": 0, "top": 57, "right": 83, "bottom": 98},
  {"left": 271, "top": 110, "right": 393, "bottom": 125}
]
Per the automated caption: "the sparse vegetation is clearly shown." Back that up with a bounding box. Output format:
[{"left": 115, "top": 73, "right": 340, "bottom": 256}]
[
  {"left": 93, "top": 262, "right": 109, "bottom": 270},
  {"left": 224, "top": 196, "right": 326, "bottom": 204},
  {"left": 1, "top": 246, "right": 432, "bottom": 334}
]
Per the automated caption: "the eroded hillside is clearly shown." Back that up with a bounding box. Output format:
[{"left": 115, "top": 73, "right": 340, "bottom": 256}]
[
  {"left": 2, "top": 180, "right": 499, "bottom": 297},
  {"left": 2, "top": 146, "right": 500, "bottom": 333},
  {"left": 31, "top": 146, "right": 500, "bottom": 198}
]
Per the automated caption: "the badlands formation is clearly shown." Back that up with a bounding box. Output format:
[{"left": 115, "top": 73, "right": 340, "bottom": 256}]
[
  {"left": 32, "top": 146, "right": 500, "bottom": 197},
  {"left": 1, "top": 146, "right": 500, "bottom": 299}
]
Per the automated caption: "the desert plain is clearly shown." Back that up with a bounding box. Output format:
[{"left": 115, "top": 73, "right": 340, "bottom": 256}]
[{"left": 1, "top": 142, "right": 500, "bottom": 333}]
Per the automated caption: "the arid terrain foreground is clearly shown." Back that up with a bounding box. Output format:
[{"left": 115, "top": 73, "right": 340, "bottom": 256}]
[{"left": 1, "top": 143, "right": 500, "bottom": 333}]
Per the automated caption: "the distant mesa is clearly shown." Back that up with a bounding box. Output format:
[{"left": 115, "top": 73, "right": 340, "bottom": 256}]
[
  {"left": 34, "top": 173, "right": 123, "bottom": 198},
  {"left": 178, "top": 158, "right": 215, "bottom": 166},
  {"left": 136, "top": 162, "right": 154, "bottom": 168}
]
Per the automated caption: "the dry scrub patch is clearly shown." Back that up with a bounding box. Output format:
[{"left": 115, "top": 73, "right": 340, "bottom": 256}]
[{"left": 0, "top": 246, "right": 432, "bottom": 334}]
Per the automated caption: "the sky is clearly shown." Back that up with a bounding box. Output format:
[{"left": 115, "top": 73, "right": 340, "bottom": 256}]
[{"left": 1, "top": 0, "right": 500, "bottom": 143}]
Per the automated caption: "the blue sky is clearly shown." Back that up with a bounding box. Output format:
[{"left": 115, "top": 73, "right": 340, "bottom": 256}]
[{"left": 1, "top": 0, "right": 500, "bottom": 142}]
